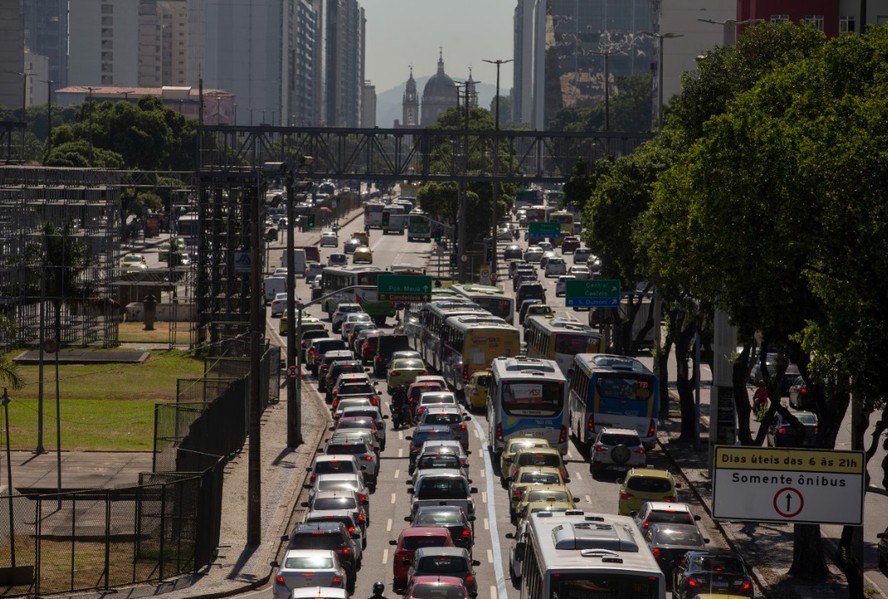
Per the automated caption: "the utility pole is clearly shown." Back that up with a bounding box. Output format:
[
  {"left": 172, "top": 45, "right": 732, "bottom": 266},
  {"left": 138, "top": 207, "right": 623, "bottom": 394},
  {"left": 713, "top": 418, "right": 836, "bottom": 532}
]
[
  {"left": 483, "top": 58, "right": 512, "bottom": 285},
  {"left": 247, "top": 173, "right": 263, "bottom": 547},
  {"left": 640, "top": 32, "right": 682, "bottom": 131},
  {"left": 454, "top": 82, "right": 470, "bottom": 283}
]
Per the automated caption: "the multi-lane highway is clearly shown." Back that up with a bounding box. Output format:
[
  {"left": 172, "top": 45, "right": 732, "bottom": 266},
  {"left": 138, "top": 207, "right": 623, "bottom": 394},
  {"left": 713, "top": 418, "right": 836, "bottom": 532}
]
[{"left": 251, "top": 209, "right": 717, "bottom": 599}]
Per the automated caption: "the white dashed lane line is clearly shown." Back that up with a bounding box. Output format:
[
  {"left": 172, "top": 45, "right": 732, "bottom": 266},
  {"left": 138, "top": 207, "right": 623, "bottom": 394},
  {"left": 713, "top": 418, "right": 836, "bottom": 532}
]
[{"left": 386, "top": 518, "right": 392, "bottom": 532}]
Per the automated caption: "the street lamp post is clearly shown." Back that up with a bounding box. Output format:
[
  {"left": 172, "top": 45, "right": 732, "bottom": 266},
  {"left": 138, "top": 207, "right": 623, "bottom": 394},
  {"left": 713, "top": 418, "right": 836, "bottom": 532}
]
[
  {"left": 45, "top": 80, "right": 53, "bottom": 159},
  {"left": 639, "top": 32, "right": 683, "bottom": 131},
  {"left": 482, "top": 58, "right": 512, "bottom": 285},
  {"left": 697, "top": 18, "right": 761, "bottom": 46}
]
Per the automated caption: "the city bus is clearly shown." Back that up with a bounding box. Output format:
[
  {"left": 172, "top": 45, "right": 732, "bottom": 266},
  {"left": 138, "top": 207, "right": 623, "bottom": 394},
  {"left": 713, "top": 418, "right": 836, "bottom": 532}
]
[
  {"left": 404, "top": 297, "right": 473, "bottom": 353},
  {"left": 319, "top": 265, "right": 398, "bottom": 326},
  {"left": 515, "top": 188, "right": 545, "bottom": 210},
  {"left": 525, "top": 205, "right": 557, "bottom": 224},
  {"left": 439, "top": 315, "right": 521, "bottom": 392},
  {"left": 488, "top": 356, "right": 568, "bottom": 456},
  {"left": 407, "top": 210, "right": 431, "bottom": 242},
  {"left": 363, "top": 201, "right": 386, "bottom": 229},
  {"left": 550, "top": 209, "right": 574, "bottom": 237},
  {"left": 449, "top": 284, "right": 515, "bottom": 324},
  {"left": 568, "top": 353, "right": 660, "bottom": 450},
  {"left": 524, "top": 317, "right": 606, "bottom": 376},
  {"left": 519, "top": 511, "right": 666, "bottom": 599},
  {"left": 420, "top": 302, "right": 489, "bottom": 372}
]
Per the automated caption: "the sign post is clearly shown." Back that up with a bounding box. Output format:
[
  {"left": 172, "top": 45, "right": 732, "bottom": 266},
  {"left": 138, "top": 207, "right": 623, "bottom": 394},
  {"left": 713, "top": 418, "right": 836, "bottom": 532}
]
[
  {"left": 564, "top": 279, "right": 621, "bottom": 308},
  {"left": 377, "top": 274, "right": 433, "bottom": 302},
  {"left": 712, "top": 446, "right": 865, "bottom": 525}
]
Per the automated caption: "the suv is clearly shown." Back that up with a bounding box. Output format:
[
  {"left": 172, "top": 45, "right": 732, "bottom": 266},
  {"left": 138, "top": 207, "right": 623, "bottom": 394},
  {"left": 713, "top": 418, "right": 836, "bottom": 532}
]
[
  {"left": 409, "top": 470, "right": 477, "bottom": 519},
  {"left": 408, "top": 504, "right": 475, "bottom": 552},
  {"left": 417, "top": 406, "right": 471, "bottom": 450},
  {"left": 306, "top": 454, "right": 366, "bottom": 487},
  {"left": 287, "top": 521, "right": 359, "bottom": 591},
  {"left": 589, "top": 428, "right": 647, "bottom": 475},
  {"left": 315, "top": 347, "right": 352, "bottom": 381},
  {"left": 308, "top": 341, "right": 349, "bottom": 376},
  {"left": 374, "top": 334, "right": 411, "bottom": 376},
  {"left": 634, "top": 501, "right": 700, "bottom": 530},
  {"left": 617, "top": 467, "right": 680, "bottom": 515},
  {"left": 561, "top": 236, "right": 580, "bottom": 253},
  {"left": 406, "top": 425, "right": 457, "bottom": 470},
  {"left": 302, "top": 509, "right": 365, "bottom": 559},
  {"left": 544, "top": 257, "right": 567, "bottom": 277},
  {"left": 323, "top": 360, "right": 365, "bottom": 395},
  {"left": 573, "top": 248, "right": 591, "bottom": 263},
  {"left": 332, "top": 303, "right": 363, "bottom": 333},
  {"left": 516, "top": 282, "right": 546, "bottom": 308}
]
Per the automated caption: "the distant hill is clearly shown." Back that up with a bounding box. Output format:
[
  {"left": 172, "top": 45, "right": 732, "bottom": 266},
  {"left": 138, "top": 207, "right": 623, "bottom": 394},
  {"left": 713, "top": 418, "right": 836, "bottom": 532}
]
[{"left": 375, "top": 76, "right": 498, "bottom": 128}]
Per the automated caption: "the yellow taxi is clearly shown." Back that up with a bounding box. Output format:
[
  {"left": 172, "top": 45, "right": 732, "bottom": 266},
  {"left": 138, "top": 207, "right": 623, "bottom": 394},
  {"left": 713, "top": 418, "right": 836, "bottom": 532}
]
[
  {"left": 463, "top": 370, "right": 490, "bottom": 412},
  {"left": 353, "top": 247, "right": 373, "bottom": 264},
  {"left": 499, "top": 437, "right": 552, "bottom": 484},
  {"left": 279, "top": 314, "right": 325, "bottom": 337},
  {"left": 386, "top": 357, "right": 427, "bottom": 393},
  {"left": 514, "top": 484, "right": 576, "bottom": 523},
  {"left": 617, "top": 467, "right": 679, "bottom": 516},
  {"left": 508, "top": 466, "right": 565, "bottom": 522},
  {"left": 507, "top": 446, "right": 568, "bottom": 485}
]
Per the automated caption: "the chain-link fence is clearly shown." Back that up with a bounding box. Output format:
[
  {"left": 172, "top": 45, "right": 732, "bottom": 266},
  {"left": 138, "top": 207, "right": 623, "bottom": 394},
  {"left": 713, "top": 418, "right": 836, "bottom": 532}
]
[{"left": 0, "top": 345, "right": 279, "bottom": 597}]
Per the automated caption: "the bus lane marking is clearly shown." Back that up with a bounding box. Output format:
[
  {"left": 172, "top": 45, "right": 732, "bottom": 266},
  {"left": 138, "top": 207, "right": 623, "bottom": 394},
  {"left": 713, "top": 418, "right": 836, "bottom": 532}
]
[{"left": 470, "top": 417, "right": 509, "bottom": 599}]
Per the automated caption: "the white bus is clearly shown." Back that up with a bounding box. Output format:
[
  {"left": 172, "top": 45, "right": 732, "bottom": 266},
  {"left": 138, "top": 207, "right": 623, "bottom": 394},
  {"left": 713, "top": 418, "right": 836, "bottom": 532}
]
[
  {"left": 518, "top": 511, "right": 666, "bottom": 599},
  {"left": 524, "top": 317, "right": 606, "bottom": 376},
  {"left": 439, "top": 315, "right": 521, "bottom": 392},
  {"left": 363, "top": 201, "right": 386, "bottom": 229},
  {"left": 568, "top": 354, "right": 660, "bottom": 450},
  {"left": 319, "top": 265, "right": 397, "bottom": 326},
  {"left": 449, "top": 284, "right": 515, "bottom": 324},
  {"left": 488, "top": 356, "right": 568, "bottom": 456}
]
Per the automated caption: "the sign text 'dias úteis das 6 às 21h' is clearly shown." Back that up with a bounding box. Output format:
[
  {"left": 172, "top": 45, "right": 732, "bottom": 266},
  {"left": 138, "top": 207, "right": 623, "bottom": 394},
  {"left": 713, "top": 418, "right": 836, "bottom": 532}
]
[{"left": 712, "top": 446, "right": 865, "bottom": 526}]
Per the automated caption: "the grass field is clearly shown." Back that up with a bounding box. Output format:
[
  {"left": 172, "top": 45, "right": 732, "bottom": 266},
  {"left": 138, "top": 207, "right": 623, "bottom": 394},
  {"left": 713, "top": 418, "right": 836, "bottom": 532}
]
[
  {"left": 2, "top": 349, "right": 205, "bottom": 451},
  {"left": 117, "top": 321, "right": 194, "bottom": 344}
]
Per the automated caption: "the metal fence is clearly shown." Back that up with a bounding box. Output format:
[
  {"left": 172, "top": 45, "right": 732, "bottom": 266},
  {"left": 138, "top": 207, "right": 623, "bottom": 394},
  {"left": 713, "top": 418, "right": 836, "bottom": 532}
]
[{"left": 0, "top": 345, "right": 280, "bottom": 597}]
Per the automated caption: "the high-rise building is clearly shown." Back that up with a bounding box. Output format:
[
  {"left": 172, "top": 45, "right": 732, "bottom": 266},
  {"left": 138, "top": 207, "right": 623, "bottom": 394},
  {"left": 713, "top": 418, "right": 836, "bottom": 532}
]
[
  {"left": 68, "top": 1, "right": 141, "bottom": 87},
  {"left": 0, "top": 0, "right": 24, "bottom": 112},
  {"left": 287, "top": 0, "right": 317, "bottom": 126},
  {"left": 361, "top": 80, "right": 376, "bottom": 127},
  {"left": 22, "top": 0, "right": 67, "bottom": 97},
  {"left": 313, "top": 0, "right": 365, "bottom": 127}
]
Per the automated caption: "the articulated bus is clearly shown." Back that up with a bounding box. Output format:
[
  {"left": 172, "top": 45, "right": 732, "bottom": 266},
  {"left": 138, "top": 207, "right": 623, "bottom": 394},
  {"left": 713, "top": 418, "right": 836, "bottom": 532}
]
[
  {"left": 524, "top": 317, "right": 606, "bottom": 376},
  {"left": 363, "top": 201, "right": 386, "bottom": 229},
  {"left": 439, "top": 315, "right": 521, "bottom": 392},
  {"left": 568, "top": 353, "right": 660, "bottom": 450},
  {"left": 420, "top": 303, "right": 489, "bottom": 372},
  {"left": 319, "top": 266, "right": 400, "bottom": 325},
  {"left": 488, "top": 356, "right": 569, "bottom": 456},
  {"left": 449, "top": 284, "right": 515, "bottom": 324},
  {"left": 404, "top": 297, "right": 473, "bottom": 353},
  {"left": 519, "top": 511, "right": 666, "bottom": 599}
]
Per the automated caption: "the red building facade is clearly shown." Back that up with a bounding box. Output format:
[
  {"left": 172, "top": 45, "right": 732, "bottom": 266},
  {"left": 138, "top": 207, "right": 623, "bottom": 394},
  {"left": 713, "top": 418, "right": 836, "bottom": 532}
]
[{"left": 739, "top": 0, "right": 842, "bottom": 37}]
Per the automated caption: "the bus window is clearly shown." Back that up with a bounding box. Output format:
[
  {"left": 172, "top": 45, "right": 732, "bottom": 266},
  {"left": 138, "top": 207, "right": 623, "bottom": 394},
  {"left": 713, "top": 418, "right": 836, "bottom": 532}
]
[{"left": 502, "top": 381, "right": 563, "bottom": 416}]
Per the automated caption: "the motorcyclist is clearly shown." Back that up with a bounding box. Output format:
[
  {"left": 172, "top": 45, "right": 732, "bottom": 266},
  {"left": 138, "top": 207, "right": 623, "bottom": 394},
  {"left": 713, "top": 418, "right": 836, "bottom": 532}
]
[
  {"left": 753, "top": 381, "right": 769, "bottom": 421},
  {"left": 391, "top": 386, "right": 410, "bottom": 428},
  {"left": 368, "top": 580, "right": 389, "bottom": 599}
]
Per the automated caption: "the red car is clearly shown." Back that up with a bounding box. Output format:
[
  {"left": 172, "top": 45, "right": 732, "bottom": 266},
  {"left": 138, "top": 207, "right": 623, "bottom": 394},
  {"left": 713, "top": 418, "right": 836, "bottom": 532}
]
[
  {"left": 388, "top": 527, "right": 456, "bottom": 590},
  {"left": 403, "top": 574, "right": 470, "bottom": 599}
]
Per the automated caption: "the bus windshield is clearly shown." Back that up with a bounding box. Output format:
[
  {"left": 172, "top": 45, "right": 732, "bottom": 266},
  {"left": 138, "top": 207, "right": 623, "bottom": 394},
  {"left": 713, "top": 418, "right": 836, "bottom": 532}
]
[
  {"left": 550, "top": 573, "right": 660, "bottom": 599},
  {"left": 596, "top": 375, "right": 654, "bottom": 402},
  {"left": 501, "top": 381, "right": 564, "bottom": 416}
]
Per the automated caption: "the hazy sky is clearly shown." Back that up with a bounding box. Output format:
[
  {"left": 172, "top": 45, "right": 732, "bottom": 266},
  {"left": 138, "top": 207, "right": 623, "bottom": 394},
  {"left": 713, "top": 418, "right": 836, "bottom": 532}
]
[{"left": 363, "top": 0, "right": 516, "bottom": 94}]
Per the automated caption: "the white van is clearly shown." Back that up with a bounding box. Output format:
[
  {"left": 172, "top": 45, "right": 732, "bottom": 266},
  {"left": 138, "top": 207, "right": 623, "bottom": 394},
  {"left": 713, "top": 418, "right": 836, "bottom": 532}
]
[
  {"left": 280, "top": 248, "right": 307, "bottom": 275},
  {"left": 263, "top": 275, "right": 286, "bottom": 304}
]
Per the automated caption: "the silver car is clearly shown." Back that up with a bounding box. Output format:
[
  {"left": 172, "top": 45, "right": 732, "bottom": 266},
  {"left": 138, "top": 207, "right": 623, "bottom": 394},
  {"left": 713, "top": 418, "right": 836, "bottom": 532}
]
[
  {"left": 306, "top": 473, "right": 371, "bottom": 521},
  {"left": 271, "top": 549, "right": 346, "bottom": 598},
  {"left": 409, "top": 469, "right": 477, "bottom": 519},
  {"left": 324, "top": 436, "right": 379, "bottom": 487},
  {"left": 304, "top": 489, "right": 369, "bottom": 534},
  {"left": 340, "top": 313, "right": 373, "bottom": 340},
  {"left": 589, "top": 427, "right": 647, "bottom": 474},
  {"left": 338, "top": 405, "right": 387, "bottom": 448},
  {"left": 332, "top": 303, "right": 363, "bottom": 332},
  {"left": 417, "top": 405, "right": 471, "bottom": 450}
]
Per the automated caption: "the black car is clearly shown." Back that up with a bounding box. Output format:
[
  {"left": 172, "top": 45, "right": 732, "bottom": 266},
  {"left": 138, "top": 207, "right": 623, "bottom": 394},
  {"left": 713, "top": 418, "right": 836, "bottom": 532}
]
[
  {"left": 374, "top": 334, "right": 411, "bottom": 376},
  {"left": 767, "top": 410, "right": 818, "bottom": 447},
  {"left": 516, "top": 282, "right": 546, "bottom": 307},
  {"left": 503, "top": 244, "right": 523, "bottom": 260},
  {"left": 287, "top": 521, "right": 359, "bottom": 591},
  {"left": 406, "top": 425, "right": 457, "bottom": 470},
  {"left": 407, "top": 504, "right": 476, "bottom": 552},
  {"left": 323, "top": 360, "right": 364, "bottom": 396},
  {"left": 672, "top": 549, "right": 754, "bottom": 599},
  {"left": 643, "top": 522, "right": 707, "bottom": 582},
  {"left": 512, "top": 273, "right": 536, "bottom": 292}
]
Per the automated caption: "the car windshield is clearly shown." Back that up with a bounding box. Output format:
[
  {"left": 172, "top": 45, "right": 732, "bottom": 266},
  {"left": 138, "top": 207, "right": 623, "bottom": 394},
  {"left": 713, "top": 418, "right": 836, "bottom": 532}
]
[
  {"left": 313, "top": 497, "right": 357, "bottom": 511},
  {"left": 326, "top": 443, "right": 367, "bottom": 455},
  {"left": 416, "top": 556, "right": 468, "bottom": 574},
  {"left": 694, "top": 555, "right": 746, "bottom": 574},
  {"left": 315, "top": 461, "right": 356, "bottom": 475},
  {"left": 415, "top": 512, "right": 461, "bottom": 527},
  {"left": 424, "top": 413, "right": 462, "bottom": 426},
  {"left": 290, "top": 534, "right": 344, "bottom": 551},
  {"left": 599, "top": 433, "right": 641, "bottom": 446},
  {"left": 519, "top": 472, "right": 560, "bottom": 484},
  {"left": 339, "top": 383, "right": 374, "bottom": 395},
  {"left": 627, "top": 476, "right": 673, "bottom": 493},
  {"left": 394, "top": 359, "right": 424, "bottom": 369},
  {"left": 402, "top": 536, "right": 450, "bottom": 550},
  {"left": 516, "top": 453, "right": 561, "bottom": 469},
  {"left": 317, "top": 481, "right": 360, "bottom": 494},
  {"left": 414, "top": 431, "right": 453, "bottom": 446},
  {"left": 525, "top": 490, "right": 569, "bottom": 503},
  {"left": 284, "top": 555, "right": 334, "bottom": 569},
  {"left": 795, "top": 413, "right": 818, "bottom": 425},
  {"left": 656, "top": 527, "right": 704, "bottom": 546},
  {"left": 417, "top": 455, "right": 462, "bottom": 470},
  {"left": 409, "top": 583, "right": 466, "bottom": 598},
  {"left": 417, "top": 478, "right": 468, "bottom": 500},
  {"left": 338, "top": 418, "right": 375, "bottom": 430},
  {"left": 648, "top": 510, "right": 694, "bottom": 524}
]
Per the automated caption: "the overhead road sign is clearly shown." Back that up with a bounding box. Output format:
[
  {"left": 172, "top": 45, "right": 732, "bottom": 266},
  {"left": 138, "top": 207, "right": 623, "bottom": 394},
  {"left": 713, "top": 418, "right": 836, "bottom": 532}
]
[
  {"left": 528, "top": 222, "right": 560, "bottom": 238},
  {"left": 712, "top": 446, "right": 865, "bottom": 526},
  {"left": 565, "top": 279, "right": 620, "bottom": 307},
  {"left": 377, "top": 274, "right": 432, "bottom": 302}
]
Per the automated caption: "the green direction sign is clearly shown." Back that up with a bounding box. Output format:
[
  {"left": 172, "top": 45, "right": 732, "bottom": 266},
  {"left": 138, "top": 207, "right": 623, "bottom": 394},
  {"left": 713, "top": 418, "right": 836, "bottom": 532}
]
[
  {"left": 528, "top": 222, "right": 561, "bottom": 238},
  {"left": 565, "top": 279, "right": 620, "bottom": 307},
  {"left": 377, "top": 274, "right": 433, "bottom": 302}
]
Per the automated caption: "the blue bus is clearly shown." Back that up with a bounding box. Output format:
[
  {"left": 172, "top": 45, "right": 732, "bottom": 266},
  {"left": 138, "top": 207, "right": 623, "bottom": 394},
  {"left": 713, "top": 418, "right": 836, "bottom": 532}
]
[{"left": 568, "top": 353, "right": 660, "bottom": 450}]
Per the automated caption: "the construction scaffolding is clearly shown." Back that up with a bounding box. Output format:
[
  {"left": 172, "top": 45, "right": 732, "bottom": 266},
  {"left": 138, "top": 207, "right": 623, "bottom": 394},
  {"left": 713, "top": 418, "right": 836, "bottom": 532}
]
[{"left": 0, "top": 166, "right": 122, "bottom": 348}]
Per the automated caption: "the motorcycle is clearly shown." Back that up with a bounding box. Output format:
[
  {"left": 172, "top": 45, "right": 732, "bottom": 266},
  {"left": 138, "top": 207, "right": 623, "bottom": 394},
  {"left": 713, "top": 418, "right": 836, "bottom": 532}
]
[{"left": 391, "top": 402, "right": 411, "bottom": 430}]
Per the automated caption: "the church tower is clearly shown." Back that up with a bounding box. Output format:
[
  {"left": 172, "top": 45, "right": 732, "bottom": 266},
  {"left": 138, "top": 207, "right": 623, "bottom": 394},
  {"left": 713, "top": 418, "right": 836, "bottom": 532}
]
[{"left": 402, "top": 66, "right": 419, "bottom": 127}]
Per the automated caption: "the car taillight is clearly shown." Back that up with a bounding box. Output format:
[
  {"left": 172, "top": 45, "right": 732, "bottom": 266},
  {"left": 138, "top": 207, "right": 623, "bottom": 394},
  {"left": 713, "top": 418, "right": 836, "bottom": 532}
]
[
  {"left": 310, "top": 473, "right": 316, "bottom": 482},
  {"left": 647, "top": 419, "right": 656, "bottom": 438},
  {"left": 395, "top": 550, "right": 410, "bottom": 562},
  {"left": 619, "top": 491, "right": 631, "bottom": 500},
  {"left": 594, "top": 445, "right": 608, "bottom": 453},
  {"left": 586, "top": 415, "right": 595, "bottom": 430},
  {"left": 333, "top": 389, "right": 340, "bottom": 396},
  {"left": 390, "top": 371, "right": 398, "bottom": 377},
  {"left": 665, "top": 495, "right": 677, "bottom": 502},
  {"left": 459, "top": 423, "right": 467, "bottom": 431},
  {"left": 338, "top": 548, "right": 350, "bottom": 555},
  {"left": 463, "top": 370, "right": 470, "bottom": 380},
  {"left": 275, "top": 575, "right": 285, "bottom": 584},
  {"left": 560, "top": 469, "right": 567, "bottom": 479},
  {"left": 465, "top": 575, "right": 475, "bottom": 585},
  {"left": 422, "top": 371, "right": 428, "bottom": 375},
  {"left": 495, "top": 423, "right": 503, "bottom": 441},
  {"left": 364, "top": 455, "right": 373, "bottom": 461},
  {"left": 358, "top": 493, "right": 367, "bottom": 503},
  {"left": 687, "top": 577, "right": 700, "bottom": 588},
  {"left": 363, "top": 342, "right": 369, "bottom": 351},
  {"left": 635, "top": 447, "right": 645, "bottom": 454},
  {"left": 741, "top": 580, "right": 752, "bottom": 591},
  {"left": 357, "top": 513, "right": 365, "bottom": 522},
  {"left": 559, "top": 425, "right": 568, "bottom": 444},
  {"left": 347, "top": 526, "right": 355, "bottom": 534},
  {"left": 332, "top": 575, "right": 343, "bottom": 585},
  {"left": 371, "top": 397, "right": 379, "bottom": 406},
  {"left": 777, "top": 426, "right": 787, "bottom": 434},
  {"left": 334, "top": 413, "right": 341, "bottom": 420},
  {"left": 800, "top": 386, "right": 808, "bottom": 395},
  {"left": 513, "top": 489, "right": 523, "bottom": 497},
  {"left": 651, "top": 547, "right": 660, "bottom": 558},
  {"left": 461, "top": 528, "right": 471, "bottom": 538}
]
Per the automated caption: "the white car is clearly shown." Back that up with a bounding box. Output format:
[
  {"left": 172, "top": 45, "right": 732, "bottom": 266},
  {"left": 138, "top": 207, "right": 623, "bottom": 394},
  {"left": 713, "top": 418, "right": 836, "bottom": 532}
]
[
  {"left": 270, "top": 292, "right": 289, "bottom": 317},
  {"left": 271, "top": 550, "right": 347, "bottom": 598},
  {"left": 327, "top": 253, "right": 348, "bottom": 267},
  {"left": 332, "top": 303, "right": 363, "bottom": 332},
  {"left": 569, "top": 265, "right": 591, "bottom": 279},
  {"left": 340, "top": 313, "right": 373, "bottom": 340},
  {"left": 537, "top": 241, "right": 553, "bottom": 252},
  {"left": 573, "top": 248, "right": 591, "bottom": 263},
  {"left": 544, "top": 258, "right": 567, "bottom": 277},
  {"left": 555, "top": 275, "right": 575, "bottom": 297},
  {"left": 120, "top": 253, "right": 147, "bottom": 272},
  {"left": 523, "top": 246, "right": 544, "bottom": 262},
  {"left": 320, "top": 231, "right": 339, "bottom": 247}
]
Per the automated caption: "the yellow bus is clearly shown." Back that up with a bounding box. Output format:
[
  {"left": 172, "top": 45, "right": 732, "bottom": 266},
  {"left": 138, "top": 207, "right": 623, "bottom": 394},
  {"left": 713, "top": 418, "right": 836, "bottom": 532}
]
[
  {"left": 440, "top": 315, "right": 521, "bottom": 392},
  {"left": 524, "top": 316, "right": 605, "bottom": 376},
  {"left": 550, "top": 210, "right": 574, "bottom": 237}
]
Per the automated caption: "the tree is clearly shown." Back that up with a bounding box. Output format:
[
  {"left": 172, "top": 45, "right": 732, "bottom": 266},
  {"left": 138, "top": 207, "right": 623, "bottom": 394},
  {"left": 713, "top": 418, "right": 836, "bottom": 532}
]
[{"left": 0, "top": 316, "right": 23, "bottom": 389}]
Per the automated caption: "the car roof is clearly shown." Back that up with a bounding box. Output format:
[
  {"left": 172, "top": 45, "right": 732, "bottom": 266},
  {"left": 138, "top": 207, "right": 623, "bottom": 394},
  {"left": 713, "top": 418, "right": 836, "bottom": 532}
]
[
  {"left": 599, "top": 427, "right": 640, "bottom": 437},
  {"left": 415, "top": 469, "right": 468, "bottom": 481},
  {"left": 641, "top": 501, "right": 693, "bottom": 512},
  {"left": 399, "top": 526, "right": 454, "bottom": 538},
  {"left": 414, "top": 546, "right": 470, "bottom": 558},
  {"left": 293, "top": 521, "right": 346, "bottom": 533},
  {"left": 315, "top": 454, "right": 360, "bottom": 464}
]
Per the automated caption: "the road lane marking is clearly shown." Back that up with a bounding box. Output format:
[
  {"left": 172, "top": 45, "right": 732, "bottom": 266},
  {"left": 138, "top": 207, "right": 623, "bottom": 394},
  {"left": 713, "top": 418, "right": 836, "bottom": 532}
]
[
  {"left": 394, "top": 469, "right": 400, "bottom": 479},
  {"left": 382, "top": 549, "right": 388, "bottom": 565},
  {"left": 386, "top": 518, "right": 392, "bottom": 532},
  {"left": 470, "top": 417, "right": 509, "bottom": 599},
  {"left": 481, "top": 491, "right": 487, "bottom": 504},
  {"left": 574, "top": 471, "right": 583, "bottom": 481},
  {"left": 585, "top": 494, "right": 592, "bottom": 505},
  {"left": 398, "top": 448, "right": 403, "bottom": 458},
  {"left": 391, "top": 493, "right": 397, "bottom": 504},
  {"left": 487, "top": 549, "right": 494, "bottom": 564},
  {"left": 480, "top": 468, "right": 486, "bottom": 478},
  {"left": 490, "top": 586, "right": 497, "bottom": 599},
  {"left": 483, "top": 518, "right": 489, "bottom": 531}
]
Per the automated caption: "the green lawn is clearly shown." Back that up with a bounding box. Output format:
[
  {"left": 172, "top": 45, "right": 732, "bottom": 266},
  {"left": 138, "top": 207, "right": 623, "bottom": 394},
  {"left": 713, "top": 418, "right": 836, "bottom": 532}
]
[{"left": 2, "top": 349, "right": 205, "bottom": 450}]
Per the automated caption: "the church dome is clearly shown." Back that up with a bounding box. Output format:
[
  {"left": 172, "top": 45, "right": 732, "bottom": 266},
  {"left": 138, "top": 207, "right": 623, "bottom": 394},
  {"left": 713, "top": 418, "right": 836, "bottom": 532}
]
[{"left": 422, "top": 50, "right": 455, "bottom": 102}]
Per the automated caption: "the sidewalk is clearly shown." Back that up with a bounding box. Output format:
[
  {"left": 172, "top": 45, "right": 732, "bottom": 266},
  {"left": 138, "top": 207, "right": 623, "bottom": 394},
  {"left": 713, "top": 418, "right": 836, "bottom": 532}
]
[{"left": 657, "top": 401, "right": 851, "bottom": 599}]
